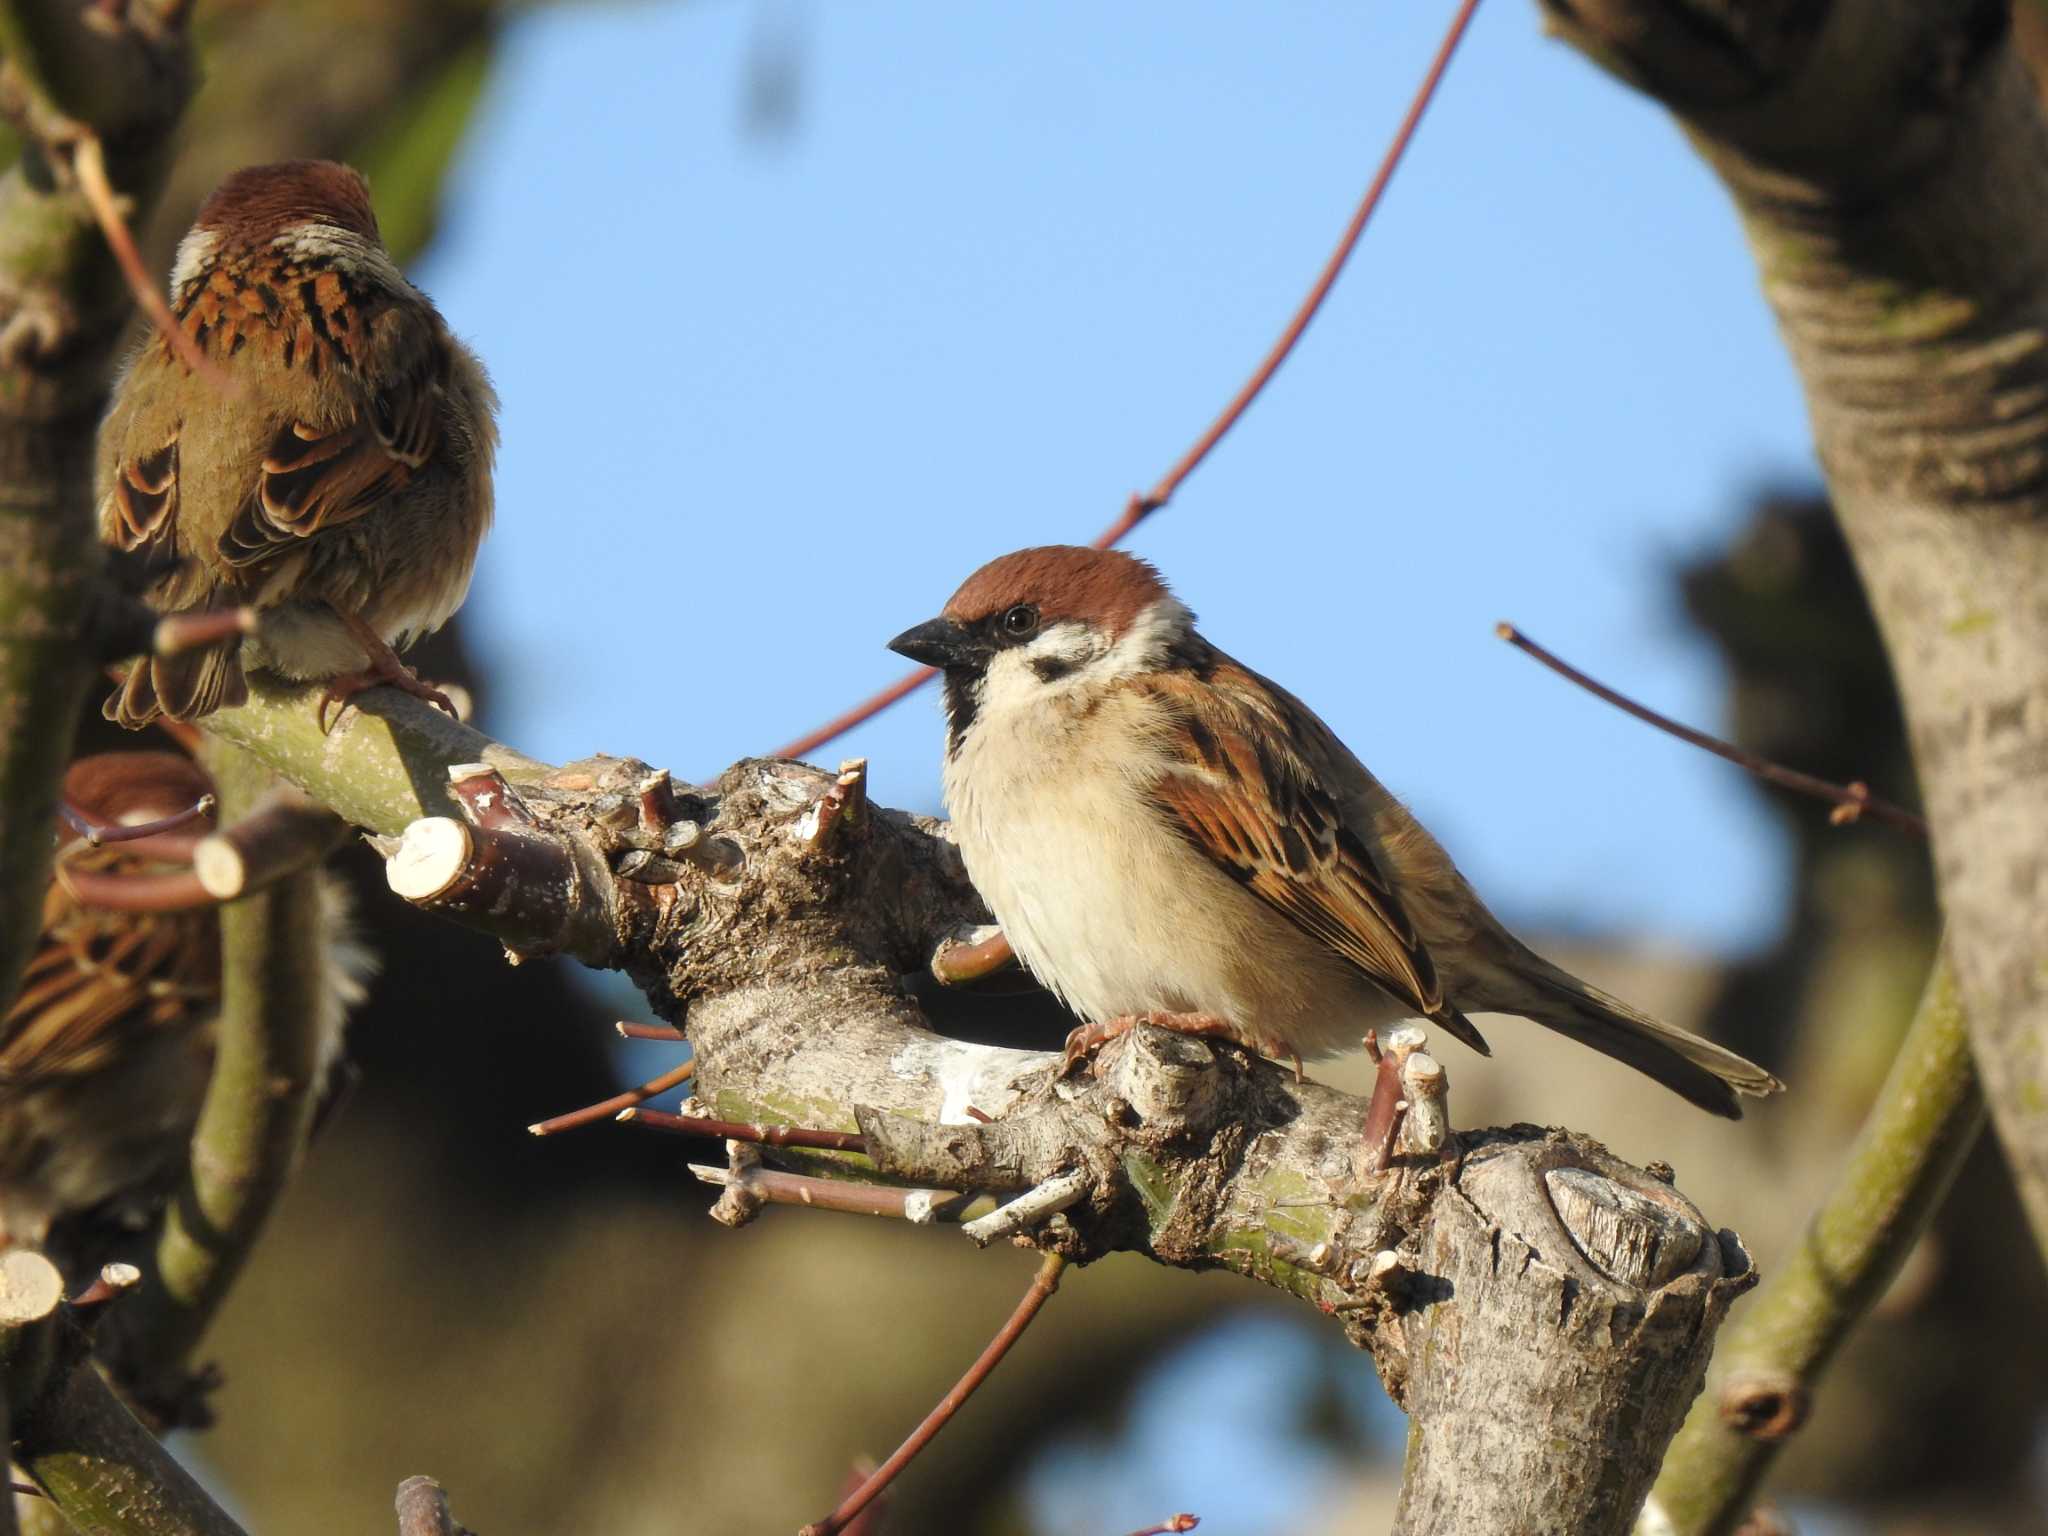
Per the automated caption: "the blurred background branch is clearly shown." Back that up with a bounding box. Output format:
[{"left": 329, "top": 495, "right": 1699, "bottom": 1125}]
[
  {"left": 1648, "top": 954, "right": 1982, "bottom": 1535},
  {"left": 0, "top": 0, "right": 190, "bottom": 1018},
  {"left": 97, "top": 740, "right": 349, "bottom": 1420}
]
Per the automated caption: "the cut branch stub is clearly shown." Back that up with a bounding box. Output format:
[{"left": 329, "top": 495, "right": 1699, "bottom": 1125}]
[
  {"left": 381, "top": 816, "right": 598, "bottom": 958},
  {"left": 1388, "top": 1132, "right": 1754, "bottom": 1536}
]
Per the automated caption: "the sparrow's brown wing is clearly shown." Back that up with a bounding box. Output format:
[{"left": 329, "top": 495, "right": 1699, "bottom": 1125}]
[
  {"left": 1, "top": 873, "right": 217, "bottom": 1091},
  {"left": 219, "top": 301, "right": 444, "bottom": 567},
  {"left": 1136, "top": 659, "right": 1488, "bottom": 1054},
  {"left": 102, "top": 439, "right": 180, "bottom": 555}
]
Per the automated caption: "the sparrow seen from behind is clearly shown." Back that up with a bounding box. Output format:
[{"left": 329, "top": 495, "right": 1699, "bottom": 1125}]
[
  {"left": 890, "top": 546, "right": 1783, "bottom": 1118},
  {"left": 96, "top": 159, "right": 498, "bottom": 729}
]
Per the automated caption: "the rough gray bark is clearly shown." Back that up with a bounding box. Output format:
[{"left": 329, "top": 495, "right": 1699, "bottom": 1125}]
[
  {"left": 1539, "top": 0, "right": 2048, "bottom": 1258},
  {"left": 201, "top": 680, "right": 1757, "bottom": 1532}
]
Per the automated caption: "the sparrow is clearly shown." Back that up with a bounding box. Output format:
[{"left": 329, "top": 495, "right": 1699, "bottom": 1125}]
[
  {"left": 889, "top": 546, "right": 1783, "bottom": 1118},
  {"left": 96, "top": 159, "right": 498, "bottom": 728},
  {"left": 0, "top": 752, "right": 365, "bottom": 1278}
]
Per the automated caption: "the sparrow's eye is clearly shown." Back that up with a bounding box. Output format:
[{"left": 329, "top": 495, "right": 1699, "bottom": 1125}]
[{"left": 1000, "top": 604, "right": 1040, "bottom": 639}]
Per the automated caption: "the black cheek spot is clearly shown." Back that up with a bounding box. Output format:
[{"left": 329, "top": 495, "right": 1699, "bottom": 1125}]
[
  {"left": 943, "top": 670, "right": 982, "bottom": 758},
  {"left": 1029, "top": 656, "right": 1075, "bottom": 684}
]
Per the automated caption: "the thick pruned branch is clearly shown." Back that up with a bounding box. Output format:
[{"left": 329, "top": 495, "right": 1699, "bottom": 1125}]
[
  {"left": 201, "top": 679, "right": 1756, "bottom": 1533},
  {"left": 3, "top": 1250, "right": 247, "bottom": 1536}
]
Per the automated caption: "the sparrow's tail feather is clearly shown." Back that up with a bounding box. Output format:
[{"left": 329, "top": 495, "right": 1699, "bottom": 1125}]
[
  {"left": 104, "top": 644, "right": 248, "bottom": 729},
  {"left": 1485, "top": 949, "right": 1783, "bottom": 1119}
]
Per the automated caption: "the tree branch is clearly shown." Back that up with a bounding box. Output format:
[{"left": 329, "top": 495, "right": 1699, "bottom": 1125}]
[
  {"left": 0, "top": 0, "right": 192, "bottom": 1017},
  {"left": 1538, "top": 0, "right": 2048, "bottom": 1260},
  {"left": 203, "top": 683, "right": 1756, "bottom": 1531},
  {"left": 1645, "top": 953, "right": 1981, "bottom": 1534},
  {"left": 4, "top": 1250, "right": 247, "bottom": 1536},
  {"left": 97, "top": 740, "right": 343, "bottom": 1418}
]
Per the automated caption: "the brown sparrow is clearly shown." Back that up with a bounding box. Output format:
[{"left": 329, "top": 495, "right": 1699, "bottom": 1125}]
[
  {"left": 96, "top": 159, "right": 498, "bottom": 728},
  {"left": 0, "top": 752, "right": 363, "bottom": 1275},
  {"left": 889, "top": 546, "right": 1783, "bottom": 1117}
]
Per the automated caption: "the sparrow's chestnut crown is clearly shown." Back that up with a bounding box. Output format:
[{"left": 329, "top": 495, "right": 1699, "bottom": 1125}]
[{"left": 195, "top": 159, "right": 383, "bottom": 250}]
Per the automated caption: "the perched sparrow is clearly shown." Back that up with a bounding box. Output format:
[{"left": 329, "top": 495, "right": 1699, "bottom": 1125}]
[
  {"left": 0, "top": 752, "right": 364, "bottom": 1276},
  {"left": 97, "top": 159, "right": 498, "bottom": 728},
  {"left": 890, "top": 546, "right": 1782, "bottom": 1117}
]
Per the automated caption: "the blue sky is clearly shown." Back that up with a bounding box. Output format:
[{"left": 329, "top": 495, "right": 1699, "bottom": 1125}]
[{"left": 417, "top": 0, "right": 1819, "bottom": 958}]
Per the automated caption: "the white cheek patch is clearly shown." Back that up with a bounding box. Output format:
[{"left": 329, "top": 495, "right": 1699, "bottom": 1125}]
[
  {"left": 271, "top": 224, "right": 410, "bottom": 293},
  {"left": 168, "top": 227, "right": 221, "bottom": 297}
]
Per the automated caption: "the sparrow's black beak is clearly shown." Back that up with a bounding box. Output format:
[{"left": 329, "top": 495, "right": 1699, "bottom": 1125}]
[{"left": 888, "top": 617, "right": 986, "bottom": 670}]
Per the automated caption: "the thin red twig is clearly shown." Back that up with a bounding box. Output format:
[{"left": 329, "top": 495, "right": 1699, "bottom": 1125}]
[
  {"left": 71, "top": 135, "right": 232, "bottom": 391},
  {"left": 527, "top": 1057, "right": 696, "bottom": 1137},
  {"left": 1124, "top": 1518, "right": 1201, "bottom": 1536},
  {"left": 616, "top": 1020, "right": 687, "bottom": 1042},
  {"left": 617, "top": 1107, "right": 867, "bottom": 1154},
  {"left": 1496, "top": 623, "right": 1930, "bottom": 839},
  {"left": 800, "top": 1251, "right": 1068, "bottom": 1536},
  {"left": 60, "top": 794, "right": 215, "bottom": 848},
  {"left": 772, "top": 0, "right": 1485, "bottom": 764}
]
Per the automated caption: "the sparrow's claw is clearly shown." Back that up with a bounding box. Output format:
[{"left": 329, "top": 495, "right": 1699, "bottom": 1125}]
[
  {"left": 316, "top": 663, "right": 457, "bottom": 734},
  {"left": 1060, "top": 1010, "right": 1252, "bottom": 1077}
]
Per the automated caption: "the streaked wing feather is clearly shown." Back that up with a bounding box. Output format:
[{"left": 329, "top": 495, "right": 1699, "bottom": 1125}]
[
  {"left": 103, "top": 438, "right": 180, "bottom": 553},
  {"left": 1139, "top": 664, "right": 1457, "bottom": 1030},
  {"left": 218, "top": 302, "right": 443, "bottom": 568}
]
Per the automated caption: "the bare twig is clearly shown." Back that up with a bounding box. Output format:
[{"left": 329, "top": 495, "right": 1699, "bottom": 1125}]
[
  {"left": 800, "top": 1251, "right": 1068, "bottom": 1536},
  {"left": 617, "top": 1107, "right": 866, "bottom": 1153},
  {"left": 1124, "top": 1518, "right": 1201, "bottom": 1536},
  {"left": 58, "top": 795, "right": 214, "bottom": 848},
  {"left": 70, "top": 135, "right": 228, "bottom": 390},
  {"left": 771, "top": 0, "right": 1485, "bottom": 763},
  {"left": 930, "top": 926, "right": 1017, "bottom": 986},
  {"left": 69, "top": 1263, "right": 143, "bottom": 1320},
  {"left": 152, "top": 608, "right": 259, "bottom": 658},
  {"left": 53, "top": 867, "right": 213, "bottom": 913},
  {"left": 616, "top": 1020, "right": 685, "bottom": 1042},
  {"left": 959, "top": 1168, "right": 1090, "bottom": 1247},
  {"left": 1496, "top": 622, "right": 1928, "bottom": 838},
  {"left": 527, "top": 1058, "right": 695, "bottom": 1137},
  {"left": 687, "top": 1160, "right": 992, "bottom": 1226}
]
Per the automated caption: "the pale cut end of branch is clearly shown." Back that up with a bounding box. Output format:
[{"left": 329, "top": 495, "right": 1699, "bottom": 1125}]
[
  {"left": 70, "top": 1262, "right": 143, "bottom": 1316},
  {"left": 383, "top": 818, "right": 474, "bottom": 903},
  {"left": 1125, "top": 1517, "right": 1201, "bottom": 1536},
  {"left": 394, "top": 1475, "right": 459, "bottom": 1536},
  {"left": 0, "top": 1250, "right": 64, "bottom": 1326},
  {"left": 192, "top": 795, "right": 347, "bottom": 900}
]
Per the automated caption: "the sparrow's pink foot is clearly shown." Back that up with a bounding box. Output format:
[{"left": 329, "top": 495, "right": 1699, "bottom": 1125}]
[
  {"left": 1060, "top": 1010, "right": 1254, "bottom": 1075},
  {"left": 319, "top": 605, "right": 459, "bottom": 733},
  {"left": 317, "top": 663, "right": 458, "bottom": 733}
]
